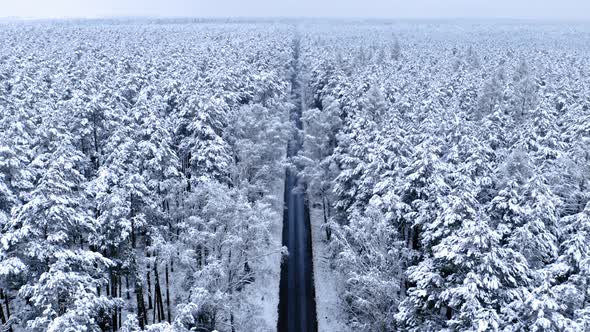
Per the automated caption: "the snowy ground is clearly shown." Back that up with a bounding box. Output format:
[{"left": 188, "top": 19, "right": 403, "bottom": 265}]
[
  {"left": 310, "top": 208, "right": 349, "bottom": 332},
  {"left": 240, "top": 176, "right": 285, "bottom": 331}
]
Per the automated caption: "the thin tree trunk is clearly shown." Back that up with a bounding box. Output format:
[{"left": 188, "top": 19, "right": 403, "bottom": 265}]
[
  {"left": 154, "top": 264, "right": 164, "bottom": 322},
  {"left": 186, "top": 153, "right": 192, "bottom": 192},
  {"left": 118, "top": 274, "right": 122, "bottom": 328},
  {"left": 228, "top": 249, "right": 235, "bottom": 332},
  {"left": 126, "top": 275, "right": 131, "bottom": 300},
  {"left": 158, "top": 285, "right": 165, "bottom": 322},
  {"left": 230, "top": 312, "right": 235, "bottom": 332},
  {"left": 4, "top": 290, "right": 12, "bottom": 332},
  {"left": 92, "top": 109, "right": 100, "bottom": 170},
  {"left": 166, "top": 264, "right": 171, "bottom": 322},
  {"left": 130, "top": 192, "right": 136, "bottom": 249},
  {"left": 135, "top": 278, "right": 146, "bottom": 330},
  {"left": 322, "top": 193, "right": 331, "bottom": 241},
  {"left": 111, "top": 271, "right": 118, "bottom": 331},
  {"left": 0, "top": 295, "right": 6, "bottom": 325},
  {"left": 152, "top": 290, "right": 157, "bottom": 324},
  {"left": 131, "top": 221, "right": 136, "bottom": 250},
  {"left": 105, "top": 272, "right": 110, "bottom": 296},
  {"left": 402, "top": 222, "right": 412, "bottom": 298},
  {"left": 146, "top": 252, "right": 153, "bottom": 311}
]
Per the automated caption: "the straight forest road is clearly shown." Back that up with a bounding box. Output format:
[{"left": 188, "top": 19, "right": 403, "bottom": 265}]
[{"left": 277, "top": 35, "right": 318, "bottom": 332}]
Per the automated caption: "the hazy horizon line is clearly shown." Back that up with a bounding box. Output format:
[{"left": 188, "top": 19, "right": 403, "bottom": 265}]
[{"left": 2, "top": 15, "right": 589, "bottom": 23}]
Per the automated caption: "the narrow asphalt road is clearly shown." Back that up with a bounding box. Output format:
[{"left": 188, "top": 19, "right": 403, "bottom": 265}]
[{"left": 277, "top": 35, "right": 318, "bottom": 332}]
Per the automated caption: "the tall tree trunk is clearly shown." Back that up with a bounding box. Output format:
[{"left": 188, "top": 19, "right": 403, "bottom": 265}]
[
  {"left": 146, "top": 252, "right": 153, "bottom": 311},
  {"left": 0, "top": 295, "right": 6, "bottom": 326},
  {"left": 230, "top": 312, "right": 235, "bottom": 332},
  {"left": 154, "top": 264, "right": 165, "bottom": 322},
  {"left": 152, "top": 290, "right": 157, "bottom": 324},
  {"left": 186, "top": 152, "right": 192, "bottom": 192},
  {"left": 166, "top": 264, "right": 172, "bottom": 322},
  {"left": 118, "top": 274, "right": 122, "bottom": 328},
  {"left": 135, "top": 278, "right": 146, "bottom": 330},
  {"left": 4, "top": 290, "right": 12, "bottom": 332},
  {"left": 92, "top": 109, "right": 100, "bottom": 171},
  {"left": 131, "top": 221, "right": 136, "bottom": 250},
  {"left": 228, "top": 249, "right": 235, "bottom": 331},
  {"left": 322, "top": 193, "right": 331, "bottom": 241},
  {"left": 126, "top": 275, "right": 131, "bottom": 300},
  {"left": 401, "top": 222, "right": 410, "bottom": 297},
  {"left": 111, "top": 271, "right": 118, "bottom": 331}
]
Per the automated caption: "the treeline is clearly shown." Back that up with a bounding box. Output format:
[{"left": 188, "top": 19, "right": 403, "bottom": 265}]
[
  {"left": 298, "top": 23, "right": 590, "bottom": 331},
  {"left": 0, "top": 22, "right": 292, "bottom": 331}
]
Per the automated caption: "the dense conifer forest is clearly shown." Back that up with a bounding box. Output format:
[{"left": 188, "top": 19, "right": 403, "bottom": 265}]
[{"left": 1, "top": 19, "right": 590, "bottom": 331}]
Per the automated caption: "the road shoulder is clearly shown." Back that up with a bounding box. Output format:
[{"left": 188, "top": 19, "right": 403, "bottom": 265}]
[{"left": 310, "top": 208, "right": 349, "bottom": 332}]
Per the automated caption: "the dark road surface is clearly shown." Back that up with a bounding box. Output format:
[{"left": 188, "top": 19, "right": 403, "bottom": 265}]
[{"left": 277, "top": 36, "right": 318, "bottom": 332}]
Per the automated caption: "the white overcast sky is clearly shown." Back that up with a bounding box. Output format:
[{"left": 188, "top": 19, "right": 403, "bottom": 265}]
[{"left": 2, "top": 0, "right": 590, "bottom": 19}]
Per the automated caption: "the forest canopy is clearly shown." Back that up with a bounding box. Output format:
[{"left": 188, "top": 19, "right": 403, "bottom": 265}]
[{"left": 1, "top": 19, "right": 590, "bottom": 332}]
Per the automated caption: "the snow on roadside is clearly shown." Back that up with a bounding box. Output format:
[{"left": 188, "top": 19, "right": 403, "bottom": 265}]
[
  {"left": 240, "top": 176, "right": 285, "bottom": 331},
  {"left": 310, "top": 208, "right": 349, "bottom": 332}
]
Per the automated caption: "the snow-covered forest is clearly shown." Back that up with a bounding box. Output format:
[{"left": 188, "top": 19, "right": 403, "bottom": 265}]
[{"left": 1, "top": 19, "right": 590, "bottom": 332}]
